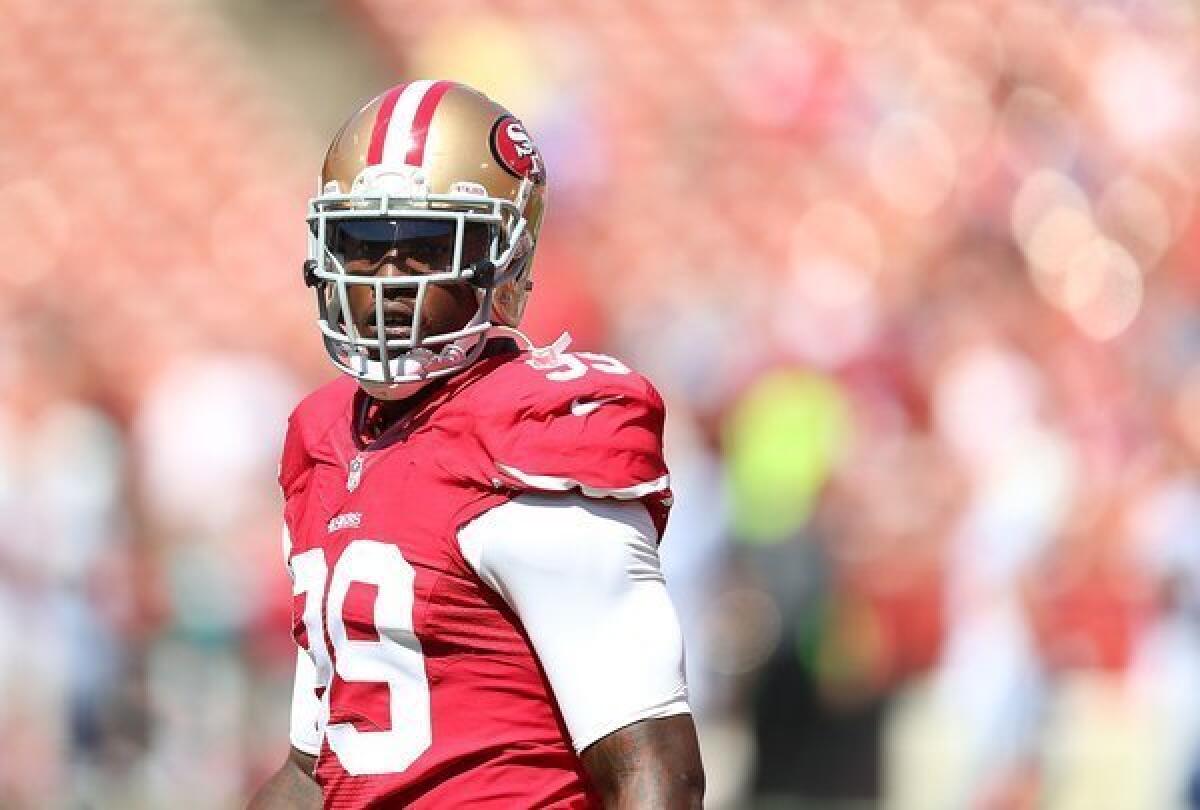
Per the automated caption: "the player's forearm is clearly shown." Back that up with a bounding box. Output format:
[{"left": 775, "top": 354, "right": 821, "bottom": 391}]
[
  {"left": 247, "top": 748, "right": 321, "bottom": 809},
  {"left": 597, "top": 767, "right": 705, "bottom": 810},
  {"left": 581, "top": 716, "right": 705, "bottom": 810}
]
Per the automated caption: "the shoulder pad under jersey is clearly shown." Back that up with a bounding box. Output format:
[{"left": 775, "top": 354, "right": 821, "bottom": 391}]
[
  {"left": 463, "top": 349, "right": 671, "bottom": 501},
  {"left": 279, "top": 376, "right": 357, "bottom": 498}
]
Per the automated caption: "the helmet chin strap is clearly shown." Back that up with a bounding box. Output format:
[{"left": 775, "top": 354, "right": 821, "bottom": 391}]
[
  {"left": 354, "top": 338, "right": 478, "bottom": 400},
  {"left": 357, "top": 327, "right": 567, "bottom": 402},
  {"left": 490, "top": 325, "right": 573, "bottom": 369}
]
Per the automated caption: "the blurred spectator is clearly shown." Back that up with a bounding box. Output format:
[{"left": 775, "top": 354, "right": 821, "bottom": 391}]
[{"left": 133, "top": 353, "right": 300, "bottom": 806}]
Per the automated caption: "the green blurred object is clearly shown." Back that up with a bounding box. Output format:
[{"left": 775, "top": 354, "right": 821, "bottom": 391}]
[{"left": 723, "top": 370, "right": 851, "bottom": 545}]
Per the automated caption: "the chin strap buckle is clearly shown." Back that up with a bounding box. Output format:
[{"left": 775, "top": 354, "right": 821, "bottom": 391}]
[
  {"left": 302, "top": 259, "right": 319, "bottom": 287},
  {"left": 467, "top": 259, "right": 496, "bottom": 289}
]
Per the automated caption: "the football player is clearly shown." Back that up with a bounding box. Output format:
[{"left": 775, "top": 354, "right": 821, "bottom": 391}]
[{"left": 248, "top": 80, "right": 704, "bottom": 808}]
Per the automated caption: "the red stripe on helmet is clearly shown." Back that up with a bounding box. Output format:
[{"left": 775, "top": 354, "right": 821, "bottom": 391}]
[
  {"left": 366, "top": 83, "right": 408, "bottom": 165},
  {"left": 405, "top": 80, "right": 453, "bottom": 166}
]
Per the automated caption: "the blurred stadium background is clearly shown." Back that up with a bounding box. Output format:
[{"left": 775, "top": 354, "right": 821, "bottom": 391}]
[{"left": 2, "top": 0, "right": 1200, "bottom": 807}]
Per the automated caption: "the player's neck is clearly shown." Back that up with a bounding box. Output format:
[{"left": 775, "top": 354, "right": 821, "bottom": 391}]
[
  {"left": 355, "top": 390, "right": 418, "bottom": 445},
  {"left": 351, "top": 337, "right": 522, "bottom": 446}
]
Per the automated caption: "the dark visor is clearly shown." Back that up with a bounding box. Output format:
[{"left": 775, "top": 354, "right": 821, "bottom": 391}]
[{"left": 324, "top": 218, "right": 490, "bottom": 272}]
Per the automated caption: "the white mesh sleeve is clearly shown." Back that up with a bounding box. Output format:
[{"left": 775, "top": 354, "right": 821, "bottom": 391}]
[
  {"left": 283, "top": 524, "right": 323, "bottom": 755},
  {"left": 289, "top": 648, "right": 324, "bottom": 756},
  {"left": 282, "top": 523, "right": 295, "bottom": 582},
  {"left": 458, "top": 493, "right": 691, "bottom": 753}
]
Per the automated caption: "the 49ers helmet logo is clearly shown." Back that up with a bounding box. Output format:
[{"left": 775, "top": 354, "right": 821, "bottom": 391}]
[{"left": 490, "top": 115, "right": 545, "bottom": 183}]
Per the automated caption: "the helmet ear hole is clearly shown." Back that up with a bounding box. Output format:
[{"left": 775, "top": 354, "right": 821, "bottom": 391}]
[
  {"left": 500, "top": 235, "right": 534, "bottom": 289},
  {"left": 491, "top": 249, "right": 535, "bottom": 327},
  {"left": 509, "top": 254, "right": 529, "bottom": 282}
]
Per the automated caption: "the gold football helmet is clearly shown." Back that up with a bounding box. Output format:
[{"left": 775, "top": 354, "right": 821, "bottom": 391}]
[{"left": 306, "top": 80, "right": 547, "bottom": 397}]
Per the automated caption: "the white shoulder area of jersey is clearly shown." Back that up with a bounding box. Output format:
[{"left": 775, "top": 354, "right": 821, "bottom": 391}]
[{"left": 494, "top": 462, "right": 670, "bottom": 500}]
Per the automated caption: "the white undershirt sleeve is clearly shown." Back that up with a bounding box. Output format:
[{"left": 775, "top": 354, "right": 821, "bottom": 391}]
[
  {"left": 283, "top": 523, "right": 324, "bottom": 756},
  {"left": 458, "top": 493, "right": 691, "bottom": 753},
  {"left": 289, "top": 647, "right": 324, "bottom": 756}
]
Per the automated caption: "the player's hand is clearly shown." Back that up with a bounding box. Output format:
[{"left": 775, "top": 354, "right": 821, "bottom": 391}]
[{"left": 246, "top": 746, "right": 320, "bottom": 809}]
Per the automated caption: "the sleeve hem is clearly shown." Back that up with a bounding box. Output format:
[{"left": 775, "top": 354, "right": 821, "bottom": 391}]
[
  {"left": 572, "top": 698, "right": 693, "bottom": 754},
  {"left": 289, "top": 731, "right": 322, "bottom": 757}
]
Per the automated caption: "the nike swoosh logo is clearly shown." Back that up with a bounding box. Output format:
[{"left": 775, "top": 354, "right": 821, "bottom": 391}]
[{"left": 570, "top": 395, "right": 624, "bottom": 417}]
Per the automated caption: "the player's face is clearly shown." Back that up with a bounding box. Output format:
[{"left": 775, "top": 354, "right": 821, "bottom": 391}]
[{"left": 329, "top": 219, "right": 488, "bottom": 343}]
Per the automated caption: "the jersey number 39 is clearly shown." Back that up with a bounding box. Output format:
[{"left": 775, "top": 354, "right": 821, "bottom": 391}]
[{"left": 292, "top": 541, "right": 431, "bottom": 775}]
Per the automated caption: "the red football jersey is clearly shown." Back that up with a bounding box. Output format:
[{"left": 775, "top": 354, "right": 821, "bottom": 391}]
[{"left": 279, "top": 343, "right": 672, "bottom": 809}]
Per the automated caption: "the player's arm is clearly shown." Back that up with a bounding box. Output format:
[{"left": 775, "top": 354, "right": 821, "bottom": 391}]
[
  {"left": 458, "top": 493, "right": 705, "bottom": 808},
  {"left": 246, "top": 746, "right": 320, "bottom": 809},
  {"left": 581, "top": 715, "right": 704, "bottom": 809},
  {"left": 249, "top": 525, "right": 324, "bottom": 808},
  {"left": 247, "top": 646, "right": 323, "bottom": 807}
]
